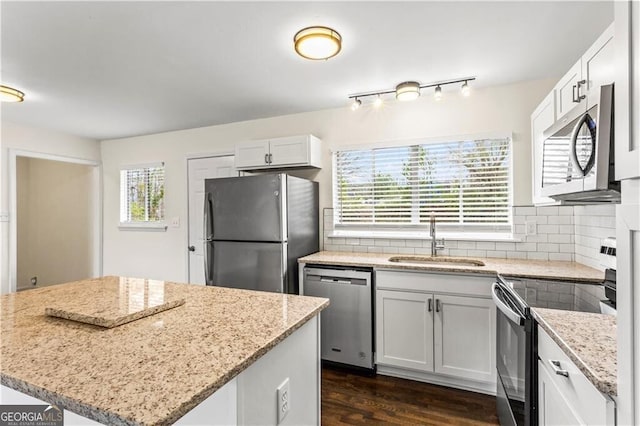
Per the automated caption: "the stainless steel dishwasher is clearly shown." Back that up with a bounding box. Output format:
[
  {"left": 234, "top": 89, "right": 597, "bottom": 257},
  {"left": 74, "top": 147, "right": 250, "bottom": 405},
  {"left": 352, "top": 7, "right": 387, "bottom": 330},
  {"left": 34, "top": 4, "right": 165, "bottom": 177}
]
[{"left": 303, "top": 265, "right": 373, "bottom": 370}]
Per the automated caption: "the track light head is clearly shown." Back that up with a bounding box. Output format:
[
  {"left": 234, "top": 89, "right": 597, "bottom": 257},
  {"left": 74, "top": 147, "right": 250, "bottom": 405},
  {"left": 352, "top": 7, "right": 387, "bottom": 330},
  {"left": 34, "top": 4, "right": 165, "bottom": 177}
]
[
  {"left": 461, "top": 81, "right": 471, "bottom": 97},
  {"left": 434, "top": 85, "right": 443, "bottom": 101},
  {"left": 351, "top": 98, "right": 362, "bottom": 111}
]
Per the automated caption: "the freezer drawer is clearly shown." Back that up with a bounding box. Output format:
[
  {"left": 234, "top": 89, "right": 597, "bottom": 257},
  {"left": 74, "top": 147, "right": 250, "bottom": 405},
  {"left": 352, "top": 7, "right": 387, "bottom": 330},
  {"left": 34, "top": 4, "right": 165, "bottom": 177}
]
[
  {"left": 303, "top": 266, "right": 373, "bottom": 369},
  {"left": 208, "top": 241, "right": 286, "bottom": 293}
]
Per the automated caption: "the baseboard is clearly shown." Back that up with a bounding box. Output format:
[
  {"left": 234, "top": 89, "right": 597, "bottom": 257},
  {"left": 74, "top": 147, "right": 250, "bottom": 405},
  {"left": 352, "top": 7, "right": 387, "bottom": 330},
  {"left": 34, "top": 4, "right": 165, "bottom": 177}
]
[{"left": 376, "top": 364, "right": 496, "bottom": 396}]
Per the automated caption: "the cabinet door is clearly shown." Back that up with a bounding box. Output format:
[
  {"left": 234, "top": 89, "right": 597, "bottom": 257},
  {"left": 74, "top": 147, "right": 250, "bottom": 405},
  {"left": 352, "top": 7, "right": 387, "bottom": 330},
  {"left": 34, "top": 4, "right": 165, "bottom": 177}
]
[
  {"left": 582, "top": 23, "right": 615, "bottom": 101},
  {"left": 538, "top": 360, "right": 583, "bottom": 426},
  {"left": 433, "top": 294, "right": 496, "bottom": 383},
  {"left": 615, "top": 1, "right": 640, "bottom": 180},
  {"left": 234, "top": 140, "right": 270, "bottom": 169},
  {"left": 554, "top": 60, "right": 583, "bottom": 120},
  {"left": 617, "top": 199, "right": 640, "bottom": 425},
  {"left": 376, "top": 290, "right": 434, "bottom": 371},
  {"left": 531, "top": 91, "right": 558, "bottom": 205},
  {"left": 268, "top": 135, "right": 309, "bottom": 166}
]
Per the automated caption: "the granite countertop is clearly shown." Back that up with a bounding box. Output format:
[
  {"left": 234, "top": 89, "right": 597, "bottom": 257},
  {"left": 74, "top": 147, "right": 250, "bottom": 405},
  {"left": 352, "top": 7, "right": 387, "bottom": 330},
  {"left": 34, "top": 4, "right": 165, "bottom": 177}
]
[
  {"left": 0, "top": 276, "right": 329, "bottom": 425},
  {"left": 298, "top": 251, "right": 604, "bottom": 283},
  {"left": 532, "top": 308, "right": 617, "bottom": 397}
]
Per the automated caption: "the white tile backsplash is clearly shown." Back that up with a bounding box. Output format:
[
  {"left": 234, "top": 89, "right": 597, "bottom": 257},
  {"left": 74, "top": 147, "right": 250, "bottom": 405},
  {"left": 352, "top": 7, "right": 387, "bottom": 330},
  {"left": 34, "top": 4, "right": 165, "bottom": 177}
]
[{"left": 322, "top": 204, "right": 616, "bottom": 270}]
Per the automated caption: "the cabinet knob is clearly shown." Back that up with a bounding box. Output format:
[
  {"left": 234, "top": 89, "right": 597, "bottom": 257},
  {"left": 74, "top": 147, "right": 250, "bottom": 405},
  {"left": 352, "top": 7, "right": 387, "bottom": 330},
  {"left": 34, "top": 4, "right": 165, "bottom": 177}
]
[{"left": 188, "top": 245, "right": 196, "bottom": 252}]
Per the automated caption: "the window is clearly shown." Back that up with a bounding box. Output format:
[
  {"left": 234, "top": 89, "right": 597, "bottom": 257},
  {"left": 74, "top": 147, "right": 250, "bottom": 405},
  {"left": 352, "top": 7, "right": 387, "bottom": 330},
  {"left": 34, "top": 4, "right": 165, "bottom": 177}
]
[
  {"left": 333, "top": 136, "right": 512, "bottom": 236},
  {"left": 119, "top": 163, "right": 165, "bottom": 228}
]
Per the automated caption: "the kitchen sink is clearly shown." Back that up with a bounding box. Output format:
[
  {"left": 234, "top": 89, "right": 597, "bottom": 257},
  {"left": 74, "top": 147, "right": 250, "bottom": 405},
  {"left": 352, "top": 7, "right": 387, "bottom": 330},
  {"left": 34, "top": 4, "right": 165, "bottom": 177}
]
[{"left": 387, "top": 256, "right": 485, "bottom": 267}]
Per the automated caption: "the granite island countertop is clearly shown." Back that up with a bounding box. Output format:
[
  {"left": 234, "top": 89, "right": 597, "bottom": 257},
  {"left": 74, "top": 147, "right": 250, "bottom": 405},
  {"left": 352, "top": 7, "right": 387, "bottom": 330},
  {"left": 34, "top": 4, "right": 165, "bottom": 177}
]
[
  {"left": 0, "top": 276, "right": 329, "bottom": 425},
  {"left": 298, "top": 251, "right": 605, "bottom": 282},
  {"left": 532, "top": 308, "right": 617, "bottom": 397}
]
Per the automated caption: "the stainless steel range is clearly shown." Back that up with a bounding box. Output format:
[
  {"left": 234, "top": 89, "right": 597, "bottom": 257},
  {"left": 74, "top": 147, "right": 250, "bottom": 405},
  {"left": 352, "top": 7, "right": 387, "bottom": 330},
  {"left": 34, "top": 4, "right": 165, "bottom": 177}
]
[{"left": 493, "top": 270, "right": 614, "bottom": 426}]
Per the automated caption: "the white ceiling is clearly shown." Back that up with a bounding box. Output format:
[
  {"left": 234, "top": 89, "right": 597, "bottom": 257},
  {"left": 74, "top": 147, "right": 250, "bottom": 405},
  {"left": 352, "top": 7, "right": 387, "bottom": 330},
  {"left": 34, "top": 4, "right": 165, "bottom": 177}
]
[{"left": 1, "top": 1, "right": 613, "bottom": 140}]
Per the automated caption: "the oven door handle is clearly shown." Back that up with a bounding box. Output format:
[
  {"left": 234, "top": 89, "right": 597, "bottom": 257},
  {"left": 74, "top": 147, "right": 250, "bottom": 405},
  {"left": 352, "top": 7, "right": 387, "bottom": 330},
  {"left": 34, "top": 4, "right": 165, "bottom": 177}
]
[{"left": 492, "top": 283, "right": 525, "bottom": 326}]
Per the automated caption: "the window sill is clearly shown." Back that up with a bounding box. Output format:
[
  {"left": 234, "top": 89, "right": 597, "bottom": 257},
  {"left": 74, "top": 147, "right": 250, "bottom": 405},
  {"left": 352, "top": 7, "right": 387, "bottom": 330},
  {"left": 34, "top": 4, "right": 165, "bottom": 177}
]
[
  {"left": 118, "top": 222, "right": 168, "bottom": 232},
  {"left": 329, "top": 229, "right": 521, "bottom": 242}
]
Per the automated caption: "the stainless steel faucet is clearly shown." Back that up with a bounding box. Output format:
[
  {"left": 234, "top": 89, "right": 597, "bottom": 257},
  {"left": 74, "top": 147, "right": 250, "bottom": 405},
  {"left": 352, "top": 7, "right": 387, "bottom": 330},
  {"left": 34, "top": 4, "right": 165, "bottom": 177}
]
[{"left": 429, "top": 213, "right": 445, "bottom": 256}]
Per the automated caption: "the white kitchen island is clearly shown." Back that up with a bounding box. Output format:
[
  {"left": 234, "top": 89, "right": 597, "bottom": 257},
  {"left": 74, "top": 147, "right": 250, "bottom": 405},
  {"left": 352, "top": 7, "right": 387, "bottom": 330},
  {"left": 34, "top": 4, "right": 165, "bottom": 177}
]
[{"left": 0, "top": 277, "right": 328, "bottom": 425}]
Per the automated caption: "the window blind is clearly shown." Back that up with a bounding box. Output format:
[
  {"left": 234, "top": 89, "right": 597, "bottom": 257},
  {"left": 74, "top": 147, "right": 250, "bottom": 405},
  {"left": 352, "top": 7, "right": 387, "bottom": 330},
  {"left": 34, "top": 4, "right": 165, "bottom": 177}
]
[
  {"left": 119, "top": 165, "right": 165, "bottom": 223},
  {"left": 333, "top": 138, "right": 512, "bottom": 231}
]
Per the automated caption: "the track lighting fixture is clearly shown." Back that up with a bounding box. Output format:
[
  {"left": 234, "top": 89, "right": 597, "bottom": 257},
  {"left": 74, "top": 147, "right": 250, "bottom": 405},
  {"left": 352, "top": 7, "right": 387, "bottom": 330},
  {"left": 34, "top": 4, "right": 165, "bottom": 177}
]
[
  {"left": 434, "top": 85, "right": 443, "bottom": 101},
  {"left": 347, "top": 77, "right": 475, "bottom": 110},
  {"left": 1, "top": 85, "right": 25, "bottom": 102}
]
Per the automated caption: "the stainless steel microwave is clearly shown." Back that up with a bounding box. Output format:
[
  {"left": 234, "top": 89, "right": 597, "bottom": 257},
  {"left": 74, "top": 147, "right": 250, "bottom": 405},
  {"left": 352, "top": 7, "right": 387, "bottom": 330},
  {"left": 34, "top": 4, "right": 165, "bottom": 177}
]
[{"left": 540, "top": 83, "right": 619, "bottom": 203}]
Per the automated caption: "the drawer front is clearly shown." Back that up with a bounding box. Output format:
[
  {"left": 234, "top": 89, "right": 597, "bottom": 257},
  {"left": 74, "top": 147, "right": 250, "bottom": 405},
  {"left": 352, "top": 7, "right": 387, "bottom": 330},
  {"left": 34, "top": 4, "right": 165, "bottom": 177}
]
[
  {"left": 375, "top": 270, "right": 493, "bottom": 297},
  {"left": 537, "top": 327, "right": 615, "bottom": 425}
]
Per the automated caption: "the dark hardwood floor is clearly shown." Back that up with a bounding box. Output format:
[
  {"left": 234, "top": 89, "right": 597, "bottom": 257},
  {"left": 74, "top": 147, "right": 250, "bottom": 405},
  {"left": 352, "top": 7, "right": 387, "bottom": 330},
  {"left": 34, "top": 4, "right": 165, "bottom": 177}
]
[{"left": 321, "top": 367, "right": 499, "bottom": 425}]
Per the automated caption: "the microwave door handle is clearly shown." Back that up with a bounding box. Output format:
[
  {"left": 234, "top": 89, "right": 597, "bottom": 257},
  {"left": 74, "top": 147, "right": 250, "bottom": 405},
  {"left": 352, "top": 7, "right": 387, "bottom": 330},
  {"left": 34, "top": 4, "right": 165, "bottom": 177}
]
[
  {"left": 203, "top": 192, "right": 214, "bottom": 285},
  {"left": 492, "top": 283, "right": 524, "bottom": 326},
  {"left": 569, "top": 113, "right": 596, "bottom": 177}
]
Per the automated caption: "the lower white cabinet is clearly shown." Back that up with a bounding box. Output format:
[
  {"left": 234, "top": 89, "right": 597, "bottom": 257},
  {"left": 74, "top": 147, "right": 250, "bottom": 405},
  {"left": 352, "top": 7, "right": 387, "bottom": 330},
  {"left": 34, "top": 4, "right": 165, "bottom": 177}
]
[
  {"left": 376, "top": 290, "right": 434, "bottom": 371},
  {"left": 434, "top": 294, "right": 496, "bottom": 383},
  {"left": 538, "top": 361, "right": 583, "bottom": 426},
  {"left": 537, "top": 327, "right": 615, "bottom": 426},
  {"left": 375, "top": 270, "right": 496, "bottom": 393}
]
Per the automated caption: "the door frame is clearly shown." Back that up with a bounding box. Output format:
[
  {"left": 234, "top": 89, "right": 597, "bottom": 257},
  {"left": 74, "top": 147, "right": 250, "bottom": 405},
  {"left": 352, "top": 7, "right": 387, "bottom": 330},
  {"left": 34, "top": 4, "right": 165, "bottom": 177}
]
[
  {"left": 184, "top": 151, "right": 235, "bottom": 283},
  {"left": 8, "top": 149, "right": 103, "bottom": 292}
]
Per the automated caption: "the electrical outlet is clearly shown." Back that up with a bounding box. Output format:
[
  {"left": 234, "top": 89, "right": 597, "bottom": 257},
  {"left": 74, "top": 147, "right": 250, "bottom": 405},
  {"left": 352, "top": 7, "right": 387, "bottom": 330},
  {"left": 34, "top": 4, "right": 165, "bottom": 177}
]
[
  {"left": 525, "top": 220, "right": 537, "bottom": 236},
  {"left": 276, "top": 378, "right": 290, "bottom": 424},
  {"left": 170, "top": 217, "right": 180, "bottom": 228}
]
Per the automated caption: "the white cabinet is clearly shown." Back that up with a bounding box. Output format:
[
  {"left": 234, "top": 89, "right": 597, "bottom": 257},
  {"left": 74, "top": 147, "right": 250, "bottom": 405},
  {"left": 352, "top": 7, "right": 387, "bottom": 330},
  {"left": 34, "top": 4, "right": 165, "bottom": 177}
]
[
  {"left": 615, "top": 1, "right": 640, "bottom": 180},
  {"left": 375, "top": 270, "right": 495, "bottom": 393},
  {"left": 553, "top": 23, "right": 614, "bottom": 121},
  {"left": 234, "top": 134, "right": 322, "bottom": 170},
  {"left": 537, "top": 327, "right": 615, "bottom": 426},
  {"left": 531, "top": 91, "right": 558, "bottom": 206},
  {"left": 433, "top": 294, "right": 495, "bottom": 383},
  {"left": 538, "top": 360, "right": 583, "bottom": 426},
  {"left": 376, "top": 289, "right": 434, "bottom": 371},
  {"left": 554, "top": 60, "right": 583, "bottom": 120}
]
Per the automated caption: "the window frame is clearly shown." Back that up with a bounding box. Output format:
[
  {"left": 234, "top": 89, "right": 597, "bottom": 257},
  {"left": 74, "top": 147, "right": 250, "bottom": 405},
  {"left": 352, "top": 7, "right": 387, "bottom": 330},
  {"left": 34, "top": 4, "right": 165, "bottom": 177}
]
[
  {"left": 331, "top": 133, "right": 514, "bottom": 239},
  {"left": 118, "top": 162, "right": 167, "bottom": 231}
]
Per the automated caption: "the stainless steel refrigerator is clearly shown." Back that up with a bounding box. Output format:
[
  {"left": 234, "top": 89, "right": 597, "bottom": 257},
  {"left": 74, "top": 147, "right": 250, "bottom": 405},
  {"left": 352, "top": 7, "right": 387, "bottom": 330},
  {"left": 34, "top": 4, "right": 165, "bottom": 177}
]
[{"left": 203, "top": 173, "right": 319, "bottom": 294}]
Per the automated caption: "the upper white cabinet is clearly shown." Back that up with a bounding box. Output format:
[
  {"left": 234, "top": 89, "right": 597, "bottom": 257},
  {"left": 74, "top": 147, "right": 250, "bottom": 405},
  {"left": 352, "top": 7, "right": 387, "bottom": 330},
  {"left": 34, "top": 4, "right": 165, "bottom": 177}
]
[
  {"left": 553, "top": 23, "right": 614, "bottom": 121},
  {"left": 531, "top": 91, "right": 558, "bottom": 206},
  {"left": 375, "top": 270, "right": 495, "bottom": 393},
  {"left": 554, "top": 60, "right": 583, "bottom": 120},
  {"left": 615, "top": 2, "right": 640, "bottom": 180},
  {"left": 234, "top": 134, "right": 322, "bottom": 170}
]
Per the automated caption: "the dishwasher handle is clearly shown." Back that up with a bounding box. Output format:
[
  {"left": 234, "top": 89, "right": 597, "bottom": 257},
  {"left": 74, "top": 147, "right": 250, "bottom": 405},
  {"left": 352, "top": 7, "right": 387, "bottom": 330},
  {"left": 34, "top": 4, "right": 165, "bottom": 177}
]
[
  {"left": 320, "top": 277, "right": 355, "bottom": 285},
  {"left": 304, "top": 267, "right": 372, "bottom": 287}
]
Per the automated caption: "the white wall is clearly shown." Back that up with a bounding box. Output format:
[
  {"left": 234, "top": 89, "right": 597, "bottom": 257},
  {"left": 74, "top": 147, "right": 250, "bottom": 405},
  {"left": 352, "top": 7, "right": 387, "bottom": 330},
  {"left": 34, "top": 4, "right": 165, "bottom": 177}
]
[
  {"left": 0, "top": 122, "right": 101, "bottom": 294},
  {"left": 16, "top": 157, "right": 94, "bottom": 289},
  {"left": 101, "top": 78, "right": 554, "bottom": 282}
]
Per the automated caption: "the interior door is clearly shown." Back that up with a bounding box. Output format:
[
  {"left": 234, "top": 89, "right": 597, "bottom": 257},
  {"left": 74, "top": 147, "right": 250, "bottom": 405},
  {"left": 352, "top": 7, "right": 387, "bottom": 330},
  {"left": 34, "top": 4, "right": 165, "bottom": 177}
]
[{"left": 187, "top": 156, "right": 236, "bottom": 284}]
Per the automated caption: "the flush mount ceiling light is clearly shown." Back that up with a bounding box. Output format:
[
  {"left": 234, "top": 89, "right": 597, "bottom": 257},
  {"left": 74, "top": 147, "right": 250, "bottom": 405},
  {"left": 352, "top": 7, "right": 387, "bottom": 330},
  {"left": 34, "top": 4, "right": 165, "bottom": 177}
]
[
  {"left": 294, "top": 26, "right": 342, "bottom": 60},
  {"left": 395, "top": 81, "right": 421, "bottom": 101},
  {"left": 347, "top": 77, "right": 475, "bottom": 109},
  {"left": 1, "top": 85, "right": 25, "bottom": 102}
]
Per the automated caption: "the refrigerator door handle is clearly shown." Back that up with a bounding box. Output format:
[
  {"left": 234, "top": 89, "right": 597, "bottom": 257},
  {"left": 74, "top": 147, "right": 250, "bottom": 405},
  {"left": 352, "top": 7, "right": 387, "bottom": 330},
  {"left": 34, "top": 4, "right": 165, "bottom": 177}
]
[{"left": 203, "top": 192, "right": 214, "bottom": 285}]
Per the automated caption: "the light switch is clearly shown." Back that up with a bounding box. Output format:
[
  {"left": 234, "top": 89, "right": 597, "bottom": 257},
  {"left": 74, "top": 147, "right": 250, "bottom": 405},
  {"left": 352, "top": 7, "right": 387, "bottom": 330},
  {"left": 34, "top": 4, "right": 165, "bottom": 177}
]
[{"left": 170, "top": 217, "right": 180, "bottom": 228}]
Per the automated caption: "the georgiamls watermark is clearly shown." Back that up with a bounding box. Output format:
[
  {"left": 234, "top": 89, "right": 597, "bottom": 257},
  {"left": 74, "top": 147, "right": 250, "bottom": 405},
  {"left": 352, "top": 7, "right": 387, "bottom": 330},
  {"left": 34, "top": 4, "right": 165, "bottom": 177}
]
[{"left": 0, "top": 405, "right": 63, "bottom": 426}]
